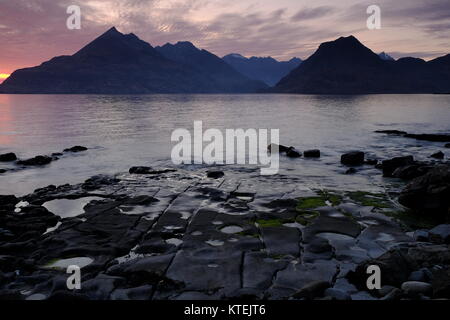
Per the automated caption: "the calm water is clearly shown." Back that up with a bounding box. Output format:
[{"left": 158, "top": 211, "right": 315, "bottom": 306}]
[{"left": 1, "top": 94, "right": 450, "bottom": 195}]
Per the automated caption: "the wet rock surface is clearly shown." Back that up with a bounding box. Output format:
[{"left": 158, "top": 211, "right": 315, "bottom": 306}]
[
  {"left": 2, "top": 163, "right": 448, "bottom": 301},
  {"left": 399, "top": 164, "right": 450, "bottom": 216},
  {"left": 1, "top": 135, "right": 450, "bottom": 300},
  {"left": 0, "top": 153, "right": 17, "bottom": 162},
  {"left": 341, "top": 151, "right": 365, "bottom": 166}
]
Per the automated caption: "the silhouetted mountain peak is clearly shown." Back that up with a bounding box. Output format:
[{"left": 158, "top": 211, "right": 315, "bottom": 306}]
[
  {"left": 289, "top": 57, "right": 302, "bottom": 64},
  {"left": 318, "top": 35, "right": 369, "bottom": 52},
  {"left": 73, "top": 26, "right": 160, "bottom": 61},
  {"left": 102, "top": 26, "right": 121, "bottom": 36},
  {"left": 309, "top": 35, "right": 380, "bottom": 66},
  {"left": 224, "top": 53, "right": 247, "bottom": 60},
  {"left": 379, "top": 51, "right": 395, "bottom": 61},
  {"left": 275, "top": 35, "right": 450, "bottom": 94}
]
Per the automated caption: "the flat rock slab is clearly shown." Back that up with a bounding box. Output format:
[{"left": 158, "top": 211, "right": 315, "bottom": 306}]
[{"left": 261, "top": 226, "right": 301, "bottom": 257}]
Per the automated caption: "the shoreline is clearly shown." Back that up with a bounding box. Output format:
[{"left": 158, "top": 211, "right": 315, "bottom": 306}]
[{"left": 1, "top": 144, "right": 450, "bottom": 300}]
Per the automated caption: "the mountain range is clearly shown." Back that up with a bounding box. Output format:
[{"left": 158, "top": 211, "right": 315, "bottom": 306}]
[
  {"left": 0, "top": 27, "right": 266, "bottom": 94},
  {"left": 222, "top": 54, "right": 302, "bottom": 86},
  {"left": 274, "top": 36, "right": 450, "bottom": 94},
  {"left": 1, "top": 28, "right": 449, "bottom": 94}
]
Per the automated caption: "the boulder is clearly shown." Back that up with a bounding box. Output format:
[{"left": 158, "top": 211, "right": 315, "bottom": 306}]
[
  {"left": 341, "top": 151, "right": 365, "bottom": 166},
  {"left": 432, "top": 267, "right": 450, "bottom": 298},
  {"left": 392, "top": 164, "right": 433, "bottom": 180},
  {"left": 286, "top": 147, "right": 302, "bottom": 158},
  {"left": 348, "top": 244, "right": 450, "bottom": 290},
  {"left": 382, "top": 155, "right": 414, "bottom": 177},
  {"left": 16, "top": 155, "right": 53, "bottom": 166},
  {"left": 63, "top": 146, "right": 88, "bottom": 152},
  {"left": 398, "top": 165, "right": 450, "bottom": 215},
  {"left": 267, "top": 144, "right": 290, "bottom": 153},
  {"left": 303, "top": 149, "right": 320, "bottom": 158},
  {"left": 129, "top": 166, "right": 153, "bottom": 174},
  {"left": 404, "top": 133, "right": 450, "bottom": 142},
  {"left": 0, "top": 153, "right": 17, "bottom": 162},
  {"left": 445, "top": 143, "right": 450, "bottom": 148},
  {"left": 408, "top": 269, "right": 429, "bottom": 282},
  {"left": 0, "top": 195, "right": 18, "bottom": 207},
  {"left": 430, "top": 151, "right": 444, "bottom": 159},
  {"left": 413, "top": 230, "right": 429, "bottom": 242},
  {"left": 401, "top": 281, "right": 433, "bottom": 296},
  {"left": 345, "top": 168, "right": 357, "bottom": 174},
  {"left": 375, "top": 130, "right": 407, "bottom": 135},
  {"left": 429, "top": 224, "right": 450, "bottom": 244},
  {"left": 129, "top": 167, "right": 176, "bottom": 175}
]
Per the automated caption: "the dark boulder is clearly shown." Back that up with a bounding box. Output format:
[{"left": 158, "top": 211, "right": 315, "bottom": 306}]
[
  {"left": 0, "top": 153, "right": 17, "bottom": 162},
  {"left": 82, "top": 175, "right": 119, "bottom": 190},
  {"left": 445, "top": 143, "right": 450, "bottom": 148},
  {"left": 341, "top": 151, "right": 365, "bottom": 166},
  {"left": 404, "top": 133, "right": 450, "bottom": 142},
  {"left": 429, "top": 224, "right": 450, "bottom": 244},
  {"left": 267, "top": 144, "right": 290, "bottom": 153},
  {"left": 381, "top": 156, "right": 414, "bottom": 177},
  {"left": 16, "top": 155, "right": 53, "bottom": 166},
  {"left": 375, "top": 130, "right": 407, "bottom": 135},
  {"left": 430, "top": 151, "right": 444, "bottom": 159},
  {"left": 207, "top": 171, "right": 224, "bottom": 179},
  {"left": 63, "top": 146, "right": 88, "bottom": 153},
  {"left": 129, "top": 166, "right": 153, "bottom": 174},
  {"left": 286, "top": 147, "right": 302, "bottom": 158},
  {"left": 392, "top": 164, "right": 433, "bottom": 180},
  {"left": 432, "top": 267, "right": 450, "bottom": 298},
  {"left": 0, "top": 195, "right": 18, "bottom": 207},
  {"left": 129, "top": 166, "right": 176, "bottom": 175},
  {"left": 398, "top": 164, "right": 450, "bottom": 216},
  {"left": 303, "top": 149, "right": 320, "bottom": 158},
  {"left": 345, "top": 168, "right": 357, "bottom": 174},
  {"left": 347, "top": 247, "right": 415, "bottom": 288}
]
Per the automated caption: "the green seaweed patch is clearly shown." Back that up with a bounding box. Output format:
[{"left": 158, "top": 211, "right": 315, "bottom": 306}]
[
  {"left": 296, "top": 197, "right": 326, "bottom": 210},
  {"left": 295, "top": 210, "right": 320, "bottom": 226},
  {"left": 318, "top": 190, "right": 342, "bottom": 206},
  {"left": 255, "top": 218, "right": 295, "bottom": 228},
  {"left": 346, "top": 191, "right": 392, "bottom": 209},
  {"left": 256, "top": 219, "right": 284, "bottom": 228},
  {"left": 385, "top": 210, "right": 438, "bottom": 230},
  {"left": 237, "top": 231, "right": 260, "bottom": 238},
  {"left": 296, "top": 191, "right": 342, "bottom": 211}
]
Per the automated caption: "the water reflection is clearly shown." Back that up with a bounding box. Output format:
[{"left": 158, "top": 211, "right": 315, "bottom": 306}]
[{"left": 0, "top": 94, "right": 449, "bottom": 195}]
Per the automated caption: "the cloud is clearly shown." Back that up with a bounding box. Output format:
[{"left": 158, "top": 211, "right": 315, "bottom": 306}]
[
  {"left": 0, "top": 0, "right": 449, "bottom": 73},
  {"left": 291, "top": 6, "right": 335, "bottom": 21}
]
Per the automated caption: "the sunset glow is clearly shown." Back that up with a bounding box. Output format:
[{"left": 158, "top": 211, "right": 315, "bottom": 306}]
[{"left": 0, "top": 74, "right": 10, "bottom": 80}]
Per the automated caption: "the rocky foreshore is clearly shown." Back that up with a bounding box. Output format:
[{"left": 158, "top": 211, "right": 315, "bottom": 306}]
[{"left": 1, "top": 142, "right": 450, "bottom": 300}]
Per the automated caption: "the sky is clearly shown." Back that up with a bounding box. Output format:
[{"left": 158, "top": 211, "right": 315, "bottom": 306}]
[{"left": 0, "top": 0, "right": 449, "bottom": 79}]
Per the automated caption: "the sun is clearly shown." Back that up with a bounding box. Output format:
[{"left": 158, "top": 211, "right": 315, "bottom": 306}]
[{"left": 0, "top": 73, "right": 10, "bottom": 80}]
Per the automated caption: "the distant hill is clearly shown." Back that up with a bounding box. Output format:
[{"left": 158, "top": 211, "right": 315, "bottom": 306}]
[
  {"left": 223, "top": 54, "right": 302, "bottom": 86},
  {"left": 155, "top": 42, "right": 266, "bottom": 93},
  {"left": 274, "top": 36, "right": 450, "bottom": 94},
  {"left": 0, "top": 27, "right": 266, "bottom": 94}
]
